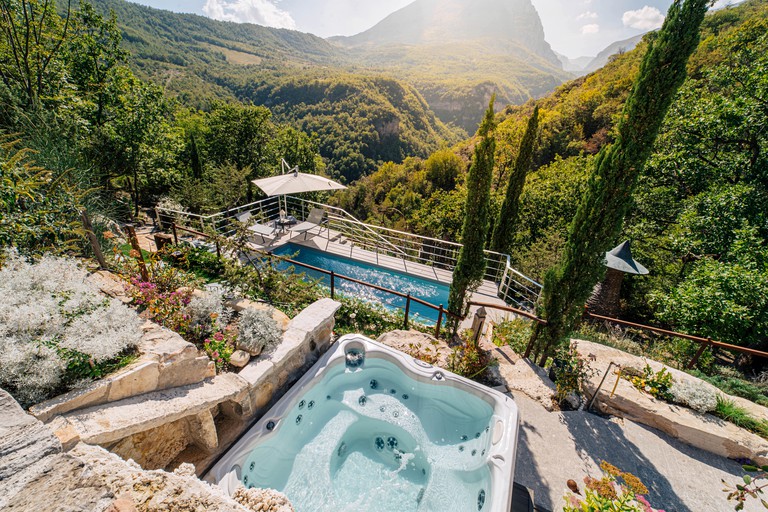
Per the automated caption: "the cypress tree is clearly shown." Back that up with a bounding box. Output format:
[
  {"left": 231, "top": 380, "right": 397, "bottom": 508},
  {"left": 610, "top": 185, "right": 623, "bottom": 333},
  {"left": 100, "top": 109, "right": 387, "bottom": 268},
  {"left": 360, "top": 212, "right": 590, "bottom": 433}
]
[
  {"left": 448, "top": 97, "right": 496, "bottom": 322},
  {"left": 530, "top": 0, "right": 710, "bottom": 364},
  {"left": 490, "top": 105, "right": 539, "bottom": 254}
]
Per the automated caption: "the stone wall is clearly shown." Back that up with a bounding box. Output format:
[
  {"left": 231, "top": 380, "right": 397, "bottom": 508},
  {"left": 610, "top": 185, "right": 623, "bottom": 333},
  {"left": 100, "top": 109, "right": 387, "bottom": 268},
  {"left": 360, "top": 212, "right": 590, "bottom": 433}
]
[
  {"left": 1, "top": 388, "right": 293, "bottom": 511},
  {"left": 47, "top": 298, "right": 341, "bottom": 472},
  {"left": 578, "top": 340, "right": 768, "bottom": 465}
]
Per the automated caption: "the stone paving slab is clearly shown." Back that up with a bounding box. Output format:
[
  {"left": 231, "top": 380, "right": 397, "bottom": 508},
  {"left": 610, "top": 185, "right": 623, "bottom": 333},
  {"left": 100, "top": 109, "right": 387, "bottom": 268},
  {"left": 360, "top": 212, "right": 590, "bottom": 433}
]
[
  {"left": 62, "top": 373, "right": 248, "bottom": 445},
  {"left": 512, "top": 391, "right": 761, "bottom": 512}
]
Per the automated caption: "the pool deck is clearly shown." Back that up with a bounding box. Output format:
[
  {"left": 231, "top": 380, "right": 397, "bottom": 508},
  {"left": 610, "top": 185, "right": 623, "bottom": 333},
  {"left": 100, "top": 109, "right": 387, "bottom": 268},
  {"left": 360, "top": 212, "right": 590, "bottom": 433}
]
[
  {"left": 245, "top": 226, "right": 515, "bottom": 327},
  {"left": 140, "top": 222, "right": 522, "bottom": 328}
]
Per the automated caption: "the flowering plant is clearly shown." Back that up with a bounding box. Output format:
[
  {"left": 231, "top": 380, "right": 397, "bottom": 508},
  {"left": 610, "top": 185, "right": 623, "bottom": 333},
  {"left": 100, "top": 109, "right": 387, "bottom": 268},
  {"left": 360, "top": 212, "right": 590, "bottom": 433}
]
[
  {"left": 625, "top": 364, "right": 674, "bottom": 402},
  {"left": 203, "top": 327, "right": 237, "bottom": 371},
  {"left": 564, "top": 461, "right": 665, "bottom": 512},
  {"left": 129, "top": 276, "right": 193, "bottom": 334}
]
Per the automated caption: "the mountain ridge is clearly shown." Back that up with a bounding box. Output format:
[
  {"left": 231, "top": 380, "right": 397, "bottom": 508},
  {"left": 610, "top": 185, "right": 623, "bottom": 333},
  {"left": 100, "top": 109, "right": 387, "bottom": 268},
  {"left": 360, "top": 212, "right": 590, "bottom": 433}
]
[{"left": 331, "top": 0, "right": 559, "bottom": 66}]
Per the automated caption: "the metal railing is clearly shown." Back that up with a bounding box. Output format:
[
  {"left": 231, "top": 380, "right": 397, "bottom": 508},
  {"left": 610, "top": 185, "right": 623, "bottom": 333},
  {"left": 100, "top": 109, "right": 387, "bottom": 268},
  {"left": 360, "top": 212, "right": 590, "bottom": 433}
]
[
  {"left": 155, "top": 196, "right": 543, "bottom": 311},
  {"left": 167, "top": 222, "right": 460, "bottom": 334}
]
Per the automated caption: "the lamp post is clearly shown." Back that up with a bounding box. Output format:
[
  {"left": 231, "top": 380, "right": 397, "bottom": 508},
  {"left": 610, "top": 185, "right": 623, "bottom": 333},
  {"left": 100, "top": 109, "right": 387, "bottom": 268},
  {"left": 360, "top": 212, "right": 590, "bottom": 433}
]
[{"left": 586, "top": 240, "right": 648, "bottom": 317}]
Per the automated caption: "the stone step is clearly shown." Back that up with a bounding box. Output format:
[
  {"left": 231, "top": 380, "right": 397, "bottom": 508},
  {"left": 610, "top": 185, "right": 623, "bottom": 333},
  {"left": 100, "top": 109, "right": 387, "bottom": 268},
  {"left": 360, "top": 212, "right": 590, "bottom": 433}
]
[
  {"left": 31, "top": 320, "right": 215, "bottom": 423},
  {"left": 59, "top": 373, "right": 249, "bottom": 446}
]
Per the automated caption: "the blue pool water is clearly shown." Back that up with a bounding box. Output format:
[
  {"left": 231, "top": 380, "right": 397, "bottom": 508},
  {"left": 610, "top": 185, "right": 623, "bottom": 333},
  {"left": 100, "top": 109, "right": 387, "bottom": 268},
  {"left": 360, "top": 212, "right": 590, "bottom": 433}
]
[
  {"left": 272, "top": 243, "right": 450, "bottom": 324},
  {"left": 239, "top": 356, "right": 494, "bottom": 511}
]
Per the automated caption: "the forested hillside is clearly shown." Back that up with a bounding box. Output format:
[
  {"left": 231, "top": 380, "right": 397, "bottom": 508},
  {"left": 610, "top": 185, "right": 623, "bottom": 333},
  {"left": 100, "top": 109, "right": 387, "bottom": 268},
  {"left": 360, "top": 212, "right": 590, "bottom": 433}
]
[
  {"left": 332, "top": 0, "right": 569, "bottom": 132},
  {"left": 87, "top": 0, "right": 459, "bottom": 182},
  {"left": 85, "top": 0, "right": 570, "bottom": 179},
  {"left": 335, "top": 0, "right": 768, "bottom": 353}
]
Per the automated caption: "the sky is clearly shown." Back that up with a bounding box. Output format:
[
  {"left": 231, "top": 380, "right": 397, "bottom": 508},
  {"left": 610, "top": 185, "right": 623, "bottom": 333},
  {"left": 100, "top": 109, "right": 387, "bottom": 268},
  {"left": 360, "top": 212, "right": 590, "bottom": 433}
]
[{"left": 129, "top": 0, "right": 743, "bottom": 58}]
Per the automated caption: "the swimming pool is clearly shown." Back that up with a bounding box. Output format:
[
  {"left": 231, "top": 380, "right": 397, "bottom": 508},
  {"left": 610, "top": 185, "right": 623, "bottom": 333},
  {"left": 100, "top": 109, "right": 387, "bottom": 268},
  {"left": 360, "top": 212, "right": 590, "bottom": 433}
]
[
  {"left": 272, "top": 243, "right": 449, "bottom": 324},
  {"left": 205, "top": 335, "right": 519, "bottom": 511}
]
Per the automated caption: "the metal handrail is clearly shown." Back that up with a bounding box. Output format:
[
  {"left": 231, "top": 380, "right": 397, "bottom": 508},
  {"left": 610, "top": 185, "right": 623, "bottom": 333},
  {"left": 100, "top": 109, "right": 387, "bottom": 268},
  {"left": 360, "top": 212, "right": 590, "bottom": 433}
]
[{"left": 156, "top": 195, "right": 543, "bottom": 311}]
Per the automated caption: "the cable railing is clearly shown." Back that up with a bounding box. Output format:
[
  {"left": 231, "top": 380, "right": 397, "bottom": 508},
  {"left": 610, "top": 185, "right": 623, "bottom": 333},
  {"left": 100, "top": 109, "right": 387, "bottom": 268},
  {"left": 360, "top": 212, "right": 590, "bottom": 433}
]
[{"left": 155, "top": 196, "right": 543, "bottom": 311}]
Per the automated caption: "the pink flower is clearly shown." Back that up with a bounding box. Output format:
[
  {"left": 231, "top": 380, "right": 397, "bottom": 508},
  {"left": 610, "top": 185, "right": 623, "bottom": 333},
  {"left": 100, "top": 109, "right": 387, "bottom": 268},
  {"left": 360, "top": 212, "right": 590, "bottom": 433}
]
[
  {"left": 636, "top": 495, "right": 652, "bottom": 512},
  {"left": 213, "top": 332, "right": 224, "bottom": 342},
  {"left": 212, "top": 351, "right": 219, "bottom": 358},
  {"left": 204, "top": 339, "right": 210, "bottom": 345}
]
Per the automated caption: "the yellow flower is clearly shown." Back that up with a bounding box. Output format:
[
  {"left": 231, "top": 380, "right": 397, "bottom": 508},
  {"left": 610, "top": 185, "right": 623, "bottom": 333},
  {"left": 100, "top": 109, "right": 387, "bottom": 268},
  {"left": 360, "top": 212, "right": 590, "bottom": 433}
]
[{"left": 622, "top": 472, "right": 649, "bottom": 495}]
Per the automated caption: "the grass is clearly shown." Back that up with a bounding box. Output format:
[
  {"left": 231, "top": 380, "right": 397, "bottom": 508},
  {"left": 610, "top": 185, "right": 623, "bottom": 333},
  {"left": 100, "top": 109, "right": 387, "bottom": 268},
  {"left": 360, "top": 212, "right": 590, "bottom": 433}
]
[
  {"left": 691, "top": 371, "right": 768, "bottom": 408},
  {"left": 714, "top": 396, "right": 768, "bottom": 440}
]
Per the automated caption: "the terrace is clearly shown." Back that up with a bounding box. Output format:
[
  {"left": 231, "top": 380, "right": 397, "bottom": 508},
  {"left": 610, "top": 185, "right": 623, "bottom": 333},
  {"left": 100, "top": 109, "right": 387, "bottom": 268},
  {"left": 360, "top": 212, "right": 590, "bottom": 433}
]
[{"left": 155, "top": 195, "right": 543, "bottom": 328}]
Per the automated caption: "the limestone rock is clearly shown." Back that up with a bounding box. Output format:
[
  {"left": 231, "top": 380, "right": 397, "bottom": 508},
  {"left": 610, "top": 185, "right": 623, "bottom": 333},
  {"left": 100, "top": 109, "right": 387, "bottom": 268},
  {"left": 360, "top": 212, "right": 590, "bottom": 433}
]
[
  {"left": 62, "top": 373, "right": 249, "bottom": 446},
  {"left": 232, "top": 487, "right": 295, "bottom": 512},
  {"left": 71, "top": 443, "right": 252, "bottom": 511},
  {"left": 87, "top": 270, "right": 132, "bottom": 303},
  {"left": 31, "top": 320, "right": 212, "bottom": 423},
  {"left": 577, "top": 339, "right": 768, "bottom": 465},
  {"left": 225, "top": 298, "right": 291, "bottom": 332},
  {"left": 230, "top": 350, "right": 251, "bottom": 368},
  {"left": 173, "top": 462, "right": 198, "bottom": 477},
  {"left": 377, "top": 330, "right": 452, "bottom": 367},
  {"left": 0, "top": 389, "right": 61, "bottom": 480},
  {"left": 479, "top": 339, "right": 556, "bottom": 411}
]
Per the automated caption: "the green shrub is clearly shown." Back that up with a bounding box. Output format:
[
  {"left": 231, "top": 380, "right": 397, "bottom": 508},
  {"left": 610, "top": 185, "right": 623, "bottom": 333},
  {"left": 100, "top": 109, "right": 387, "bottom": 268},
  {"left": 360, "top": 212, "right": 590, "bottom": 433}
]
[
  {"left": 238, "top": 308, "right": 282, "bottom": 355},
  {"left": 492, "top": 318, "right": 532, "bottom": 354},
  {"left": 447, "top": 334, "right": 497, "bottom": 382},
  {"left": 552, "top": 342, "right": 594, "bottom": 407},
  {"left": 334, "top": 296, "right": 404, "bottom": 338},
  {"left": 624, "top": 364, "right": 675, "bottom": 402}
]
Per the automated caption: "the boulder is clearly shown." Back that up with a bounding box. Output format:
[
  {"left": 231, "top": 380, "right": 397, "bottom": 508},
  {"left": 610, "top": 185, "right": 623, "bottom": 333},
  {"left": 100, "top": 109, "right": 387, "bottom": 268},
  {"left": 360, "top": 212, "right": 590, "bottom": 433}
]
[
  {"left": 376, "top": 330, "right": 452, "bottom": 367},
  {"left": 578, "top": 339, "right": 768, "bottom": 465},
  {"left": 230, "top": 350, "right": 251, "bottom": 368}
]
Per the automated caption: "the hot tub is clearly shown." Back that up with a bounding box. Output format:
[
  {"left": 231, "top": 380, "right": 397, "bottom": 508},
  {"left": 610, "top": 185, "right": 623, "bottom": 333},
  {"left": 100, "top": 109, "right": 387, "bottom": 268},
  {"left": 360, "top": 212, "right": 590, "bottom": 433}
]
[{"left": 204, "top": 334, "right": 519, "bottom": 511}]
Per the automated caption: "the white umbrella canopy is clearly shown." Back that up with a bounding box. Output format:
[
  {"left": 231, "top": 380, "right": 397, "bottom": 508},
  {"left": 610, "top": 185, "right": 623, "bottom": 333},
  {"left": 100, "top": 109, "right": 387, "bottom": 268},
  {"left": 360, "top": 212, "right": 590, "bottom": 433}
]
[{"left": 251, "top": 160, "right": 346, "bottom": 197}]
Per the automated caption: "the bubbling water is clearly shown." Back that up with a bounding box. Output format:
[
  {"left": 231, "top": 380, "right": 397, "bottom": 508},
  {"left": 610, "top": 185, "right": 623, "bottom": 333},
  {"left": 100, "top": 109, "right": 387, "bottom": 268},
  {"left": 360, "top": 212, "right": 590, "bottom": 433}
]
[{"left": 239, "top": 358, "right": 494, "bottom": 512}]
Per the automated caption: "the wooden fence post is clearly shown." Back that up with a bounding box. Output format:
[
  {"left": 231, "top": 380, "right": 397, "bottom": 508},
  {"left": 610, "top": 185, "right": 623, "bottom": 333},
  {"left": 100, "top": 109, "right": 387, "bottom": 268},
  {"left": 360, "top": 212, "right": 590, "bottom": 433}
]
[
  {"left": 434, "top": 305, "right": 444, "bottom": 339},
  {"left": 330, "top": 271, "right": 335, "bottom": 299},
  {"left": 403, "top": 293, "right": 411, "bottom": 330},
  {"left": 471, "top": 307, "right": 487, "bottom": 347},
  {"left": 688, "top": 338, "right": 711, "bottom": 369},
  {"left": 80, "top": 210, "right": 108, "bottom": 270},
  {"left": 171, "top": 222, "right": 178, "bottom": 245},
  {"left": 126, "top": 224, "right": 149, "bottom": 282}
]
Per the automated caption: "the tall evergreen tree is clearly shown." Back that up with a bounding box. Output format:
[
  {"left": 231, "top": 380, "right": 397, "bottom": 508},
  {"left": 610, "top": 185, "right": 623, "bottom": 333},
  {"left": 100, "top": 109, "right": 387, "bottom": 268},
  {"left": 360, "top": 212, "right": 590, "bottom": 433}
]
[
  {"left": 490, "top": 105, "right": 539, "bottom": 254},
  {"left": 448, "top": 97, "right": 496, "bottom": 322},
  {"left": 529, "top": 0, "right": 710, "bottom": 364}
]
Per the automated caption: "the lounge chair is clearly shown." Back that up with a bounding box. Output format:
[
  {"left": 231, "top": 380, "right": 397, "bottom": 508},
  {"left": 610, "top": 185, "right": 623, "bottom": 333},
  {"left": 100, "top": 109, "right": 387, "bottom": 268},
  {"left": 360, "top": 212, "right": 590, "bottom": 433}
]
[
  {"left": 235, "top": 211, "right": 277, "bottom": 243},
  {"left": 290, "top": 208, "right": 326, "bottom": 239}
]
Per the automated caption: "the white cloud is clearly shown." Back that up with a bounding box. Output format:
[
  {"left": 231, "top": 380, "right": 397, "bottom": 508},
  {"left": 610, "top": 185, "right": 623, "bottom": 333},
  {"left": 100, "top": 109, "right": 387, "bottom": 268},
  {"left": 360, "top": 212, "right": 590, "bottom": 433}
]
[
  {"left": 622, "top": 6, "right": 665, "bottom": 31},
  {"left": 203, "top": 0, "right": 296, "bottom": 29},
  {"left": 577, "top": 11, "right": 598, "bottom": 20},
  {"left": 581, "top": 23, "right": 599, "bottom": 34}
]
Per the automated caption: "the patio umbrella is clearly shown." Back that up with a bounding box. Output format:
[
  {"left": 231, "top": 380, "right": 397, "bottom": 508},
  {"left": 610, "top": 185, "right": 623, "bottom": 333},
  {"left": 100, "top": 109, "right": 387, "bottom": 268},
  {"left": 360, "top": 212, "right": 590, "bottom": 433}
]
[
  {"left": 251, "top": 160, "right": 346, "bottom": 218},
  {"left": 251, "top": 160, "right": 346, "bottom": 197}
]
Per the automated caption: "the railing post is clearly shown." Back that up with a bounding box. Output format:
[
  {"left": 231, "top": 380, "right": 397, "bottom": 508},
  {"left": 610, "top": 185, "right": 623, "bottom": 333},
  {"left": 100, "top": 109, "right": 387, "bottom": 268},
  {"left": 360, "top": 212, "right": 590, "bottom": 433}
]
[
  {"left": 471, "top": 307, "right": 487, "bottom": 347},
  {"left": 80, "top": 209, "right": 108, "bottom": 270},
  {"left": 435, "top": 305, "right": 444, "bottom": 338},
  {"left": 171, "top": 222, "right": 178, "bottom": 245},
  {"left": 523, "top": 322, "right": 539, "bottom": 359},
  {"left": 330, "top": 271, "right": 335, "bottom": 299},
  {"left": 688, "top": 338, "right": 711, "bottom": 369},
  {"left": 126, "top": 224, "right": 149, "bottom": 282},
  {"left": 216, "top": 240, "right": 221, "bottom": 259},
  {"left": 404, "top": 293, "right": 411, "bottom": 330}
]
